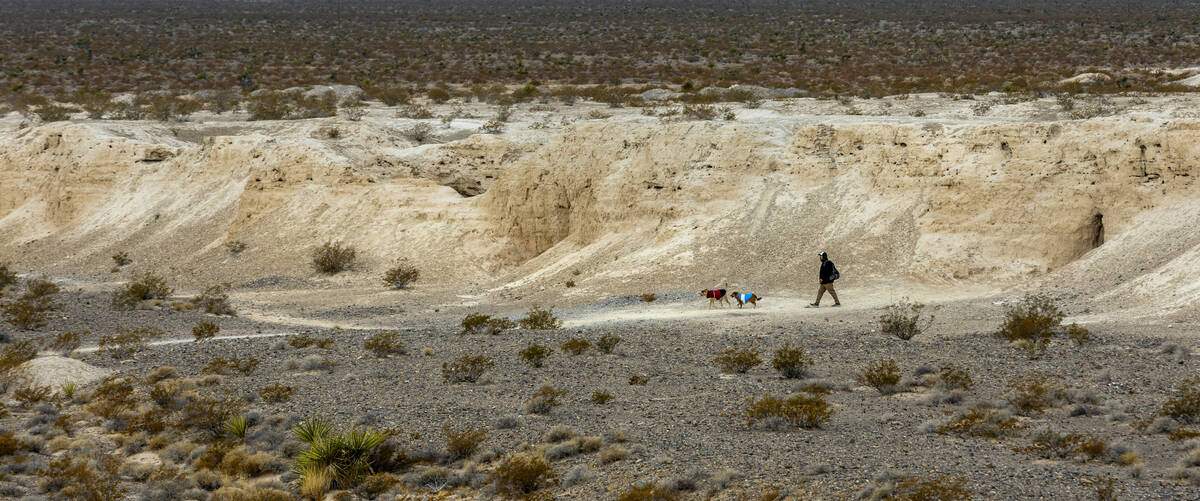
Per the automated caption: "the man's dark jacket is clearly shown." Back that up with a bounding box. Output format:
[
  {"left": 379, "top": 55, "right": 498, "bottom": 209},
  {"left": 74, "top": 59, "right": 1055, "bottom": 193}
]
[{"left": 819, "top": 260, "right": 836, "bottom": 284}]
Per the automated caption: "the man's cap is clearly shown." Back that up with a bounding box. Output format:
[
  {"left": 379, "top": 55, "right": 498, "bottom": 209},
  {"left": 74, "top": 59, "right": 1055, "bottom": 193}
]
[{"left": 818, "top": 251, "right": 827, "bottom": 257}]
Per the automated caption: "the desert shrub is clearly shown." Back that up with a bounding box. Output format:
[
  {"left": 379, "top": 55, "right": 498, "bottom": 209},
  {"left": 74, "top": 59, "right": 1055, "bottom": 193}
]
[
  {"left": 403, "top": 122, "right": 434, "bottom": 143},
  {"left": 0, "top": 339, "right": 38, "bottom": 375},
  {"left": 994, "top": 296, "right": 1063, "bottom": 353},
  {"left": 629, "top": 374, "right": 649, "bottom": 386},
  {"left": 87, "top": 376, "right": 137, "bottom": 419},
  {"left": 225, "top": 415, "right": 250, "bottom": 441},
  {"left": 938, "top": 365, "right": 974, "bottom": 391},
  {"left": 364, "top": 331, "right": 406, "bottom": 357},
  {"left": 857, "top": 358, "right": 902, "bottom": 394},
  {"left": 490, "top": 452, "right": 556, "bottom": 497},
  {"left": 0, "top": 431, "right": 29, "bottom": 456},
  {"left": 443, "top": 422, "right": 487, "bottom": 460},
  {"left": 311, "top": 241, "right": 358, "bottom": 274},
  {"left": 14, "top": 385, "right": 52, "bottom": 408},
  {"left": 259, "top": 384, "right": 296, "bottom": 403},
  {"left": 879, "top": 299, "right": 932, "bottom": 340},
  {"left": 21, "top": 277, "right": 59, "bottom": 303},
  {"left": 525, "top": 385, "right": 567, "bottom": 415},
  {"left": 191, "top": 321, "right": 219, "bottom": 342},
  {"left": 771, "top": 343, "right": 812, "bottom": 379},
  {"left": 1089, "top": 475, "right": 1122, "bottom": 501},
  {"left": 225, "top": 240, "right": 247, "bottom": 254},
  {"left": 97, "top": 327, "right": 164, "bottom": 359},
  {"left": 0, "top": 264, "right": 16, "bottom": 288},
  {"left": 682, "top": 103, "right": 718, "bottom": 120},
  {"left": 479, "top": 119, "right": 505, "bottom": 134},
  {"left": 176, "top": 395, "right": 247, "bottom": 438},
  {"left": 596, "top": 335, "right": 621, "bottom": 354},
  {"left": 565, "top": 280, "right": 576, "bottom": 288},
  {"left": 2, "top": 299, "right": 48, "bottom": 330},
  {"left": 519, "top": 343, "right": 553, "bottom": 368},
  {"left": 561, "top": 338, "right": 591, "bottom": 356},
  {"left": 370, "top": 86, "right": 411, "bottom": 106},
  {"left": 60, "top": 382, "right": 78, "bottom": 400},
  {"left": 382, "top": 261, "right": 419, "bottom": 289},
  {"left": 591, "top": 391, "right": 613, "bottom": 404},
  {"left": 460, "top": 313, "right": 516, "bottom": 335},
  {"left": 192, "top": 283, "right": 235, "bottom": 315},
  {"left": 144, "top": 366, "right": 177, "bottom": 384},
  {"left": 293, "top": 418, "right": 386, "bottom": 490},
  {"left": 289, "top": 333, "right": 334, "bottom": 349},
  {"left": 1006, "top": 373, "right": 1064, "bottom": 415},
  {"left": 342, "top": 104, "right": 366, "bottom": 121},
  {"left": 519, "top": 306, "right": 562, "bottom": 330},
  {"left": 619, "top": 483, "right": 679, "bottom": 501},
  {"left": 937, "top": 404, "right": 1023, "bottom": 438},
  {"left": 38, "top": 455, "right": 126, "bottom": 501},
  {"left": 47, "top": 331, "right": 82, "bottom": 355},
  {"left": 1160, "top": 377, "right": 1200, "bottom": 424},
  {"left": 442, "top": 355, "right": 494, "bottom": 383},
  {"left": 715, "top": 348, "right": 761, "bottom": 374},
  {"left": 1016, "top": 428, "right": 1110, "bottom": 461},
  {"left": 112, "top": 251, "right": 131, "bottom": 266},
  {"left": 1057, "top": 93, "right": 1076, "bottom": 111},
  {"left": 890, "top": 475, "right": 973, "bottom": 501},
  {"left": 642, "top": 293, "right": 656, "bottom": 302},
  {"left": 745, "top": 393, "right": 834, "bottom": 429},
  {"left": 1067, "top": 323, "right": 1091, "bottom": 346},
  {"left": 202, "top": 357, "right": 260, "bottom": 376},
  {"left": 112, "top": 272, "right": 173, "bottom": 310}
]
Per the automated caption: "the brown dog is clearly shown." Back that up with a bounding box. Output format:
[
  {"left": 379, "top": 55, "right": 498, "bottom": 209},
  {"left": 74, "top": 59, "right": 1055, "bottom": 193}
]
[
  {"left": 731, "top": 292, "right": 761, "bottom": 308},
  {"left": 699, "top": 286, "right": 731, "bottom": 309}
]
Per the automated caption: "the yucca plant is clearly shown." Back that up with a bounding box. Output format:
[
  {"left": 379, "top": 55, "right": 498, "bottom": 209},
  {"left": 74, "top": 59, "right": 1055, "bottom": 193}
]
[
  {"left": 225, "top": 414, "right": 250, "bottom": 441},
  {"left": 59, "top": 382, "right": 77, "bottom": 400},
  {"left": 293, "top": 417, "right": 334, "bottom": 444},
  {"left": 293, "top": 419, "right": 385, "bottom": 490}
]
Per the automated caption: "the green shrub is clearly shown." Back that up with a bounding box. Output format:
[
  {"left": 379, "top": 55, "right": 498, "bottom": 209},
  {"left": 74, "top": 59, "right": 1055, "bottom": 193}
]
[
  {"left": 293, "top": 418, "right": 386, "bottom": 490},
  {"left": 745, "top": 393, "right": 834, "bottom": 429},
  {"left": 879, "top": 299, "right": 932, "bottom": 340},
  {"left": 364, "top": 331, "right": 406, "bottom": 357},
  {"left": 560, "top": 338, "right": 591, "bottom": 356},
  {"left": 994, "top": 296, "right": 1063, "bottom": 353},
  {"left": 442, "top": 355, "right": 494, "bottom": 383},
  {"left": 225, "top": 415, "right": 250, "bottom": 441},
  {"left": 596, "top": 335, "right": 621, "bottom": 354},
  {"left": 460, "top": 313, "right": 515, "bottom": 335},
  {"left": 382, "top": 261, "right": 420, "bottom": 289},
  {"left": 1160, "top": 377, "right": 1200, "bottom": 424},
  {"left": 192, "top": 283, "right": 235, "bottom": 315},
  {"left": 714, "top": 347, "right": 761, "bottom": 374},
  {"left": 192, "top": 321, "right": 219, "bottom": 342},
  {"left": 491, "top": 452, "right": 556, "bottom": 496},
  {"left": 771, "top": 343, "right": 812, "bottom": 379},
  {"left": 857, "top": 358, "right": 902, "bottom": 394},
  {"left": 311, "top": 241, "right": 358, "bottom": 274},
  {"left": 112, "top": 272, "right": 173, "bottom": 310},
  {"left": 519, "top": 306, "right": 562, "bottom": 330},
  {"left": 519, "top": 343, "right": 553, "bottom": 368}
]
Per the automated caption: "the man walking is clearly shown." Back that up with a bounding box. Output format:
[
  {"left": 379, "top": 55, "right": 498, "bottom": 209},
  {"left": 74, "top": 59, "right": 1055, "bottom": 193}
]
[{"left": 808, "top": 251, "right": 840, "bottom": 307}]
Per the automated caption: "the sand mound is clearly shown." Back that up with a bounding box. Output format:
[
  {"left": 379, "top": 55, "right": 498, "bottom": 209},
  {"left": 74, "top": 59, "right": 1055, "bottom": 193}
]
[{"left": 18, "top": 356, "right": 113, "bottom": 388}]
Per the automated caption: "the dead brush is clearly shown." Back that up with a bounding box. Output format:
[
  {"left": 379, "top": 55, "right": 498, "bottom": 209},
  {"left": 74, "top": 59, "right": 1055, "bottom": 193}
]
[
  {"left": 111, "top": 272, "right": 173, "bottom": 310},
  {"left": 857, "top": 358, "right": 902, "bottom": 394},
  {"left": 38, "top": 455, "right": 127, "bottom": 501},
  {"left": 1016, "top": 428, "right": 1110, "bottom": 461},
  {"left": 311, "top": 240, "right": 358, "bottom": 274},
  {"left": 442, "top": 355, "right": 494, "bottom": 383},
  {"left": 618, "top": 482, "right": 679, "bottom": 501},
  {"left": 364, "top": 331, "right": 406, "bottom": 357},
  {"left": 2, "top": 298, "right": 49, "bottom": 330},
  {"left": 192, "top": 283, "right": 235, "bottom": 315},
  {"left": 460, "top": 313, "right": 516, "bottom": 335},
  {"left": 0, "top": 339, "right": 37, "bottom": 375},
  {"left": 490, "top": 451, "right": 557, "bottom": 497},
  {"left": 745, "top": 393, "right": 834, "bottom": 429},
  {"left": 14, "top": 385, "right": 53, "bottom": 408},
  {"left": 937, "top": 365, "right": 974, "bottom": 391},
  {"left": 879, "top": 298, "right": 933, "bottom": 340},
  {"left": 46, "top": 331, "right": 83, "bottom": 355},
  {"left": 526, "top": 385, "right": 567, "bottom": 415},
  {"left": 259, "top": 384, "right": 296, "bottom": 403},
  {"left": 937, "top": 404, "right": 1024, "bottom": 438},
  {"left": 443, "top": 422, "right": 488, "bottom": 460},
  {"left": 714, "top": 347, "right": 761, "bottom": 374}
]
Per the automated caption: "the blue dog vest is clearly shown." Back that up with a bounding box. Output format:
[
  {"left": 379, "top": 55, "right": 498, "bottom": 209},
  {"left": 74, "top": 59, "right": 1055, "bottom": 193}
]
[{"left": 738, "top": 293, "right": 753, "bottom": 302}]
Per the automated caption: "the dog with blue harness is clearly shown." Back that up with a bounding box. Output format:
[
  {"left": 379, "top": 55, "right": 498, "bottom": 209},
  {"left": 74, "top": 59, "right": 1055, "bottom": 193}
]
[{"left": 731, "top": 291, "right": 761, "bottom": 308}]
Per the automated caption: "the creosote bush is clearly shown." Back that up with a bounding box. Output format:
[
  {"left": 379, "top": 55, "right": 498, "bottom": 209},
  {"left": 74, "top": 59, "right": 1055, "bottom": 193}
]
[
  {"left": 519, "top": 305, "right": 562, "bottom": 330},
  {"left": 1067, "top": 323, "right": 1091, "bottom": 346},
  {"left": 1006, "top": 372, "right": 1064, "bottom": 416},
  {"left": 771, "top": 343, "right": 812, "bottom": 379},
  {"left": 202, "top": 357, "right": 260, "bottom": 376},
  {"left": 937, "top": 404, "right": 1023, "bottom": 438},
  {"left": 259, "top": 384, "right": 296, "bottom": 403},
  {"left": 443, "top": 422, "right": 488, "bottom": 460},
  {"left": 561, "top": 338, "right": 591, "bottom": 356},
  {"left": 714, "top": 347, "right": 761, "bottom": 374},
  {"left": 3, "top": 299, "right": 49, "bottom": 330},
  {"left": 745, "top": 393, "right": 834, "bottom": 429},
  {"left": 879, "top": 298, "right": 932, "bottom": 340},
  {"left": 38, "top": 455, "right": 127, "bottom": 501},
  {"left": 857, "top": 358, "right": 902, "bottom": 394},
  {"left": 1160, "top": 377, "right": 1200, "bottom": 424},
  {"left": 46, "top": 331, "right": 82, "bottom": 355},
  {"left": 311, "top": 241, "right": 358, "bottom": 274},
  {"left": 1016, "top": 428, "right": 1110, "bottom": 461},
  {"left": 112, "top": 272, "right": 173, "bottom": 310},
  {"left": 192, "top": 283, "right": 235, "bottom": 315},
  {"left": 289, "top": 333, "right": 334, "bottom": 349},
  {"left": 890, "top": 475, "right": 974, "bottom": 501},
  {"left": 192, "top": 321, "right": 219, "bottom": 342},
  {"left": 364, "top": 331, "right": 406, "bottom": 357},
  {"left": 629, "top": 374, "right": 649, "bottom": 386},
  {"left": 442, "top": 355, "right": 494, "bottom": 383},
  {"left": 97, "top": 327, "right": 164, "bottom": 359},
  {"left": 619, "top": 482, "right": 679, "bottom": 501},
  {"left": 526, "top": 385, "right": 567, "bottom": 415},
  {"left": 519, "top": 343, "right": 553, "bottom": 368},
  {"left": 0, "top": 340, "right": 38, "bottom": 374},
  {"left": 460, "top": 313, "right": 516, "bottom": 335},
  {"left": 938, "top": 365, "right": 974, "bottom": 391},
  {"left": 994, "top": 296, "right": 1065, "bottom": 354},
  {"left": 591, "top": 391, "right": 613, "bottom": 404},
  {"left": 490, "top": 451, "right": 557, "bottom": 497},
  {"left": 382, "top": 260, "right": 420, "bottom": 289},
  {"left": 596, "top": 334, "right": 621, "bottom": 354}
]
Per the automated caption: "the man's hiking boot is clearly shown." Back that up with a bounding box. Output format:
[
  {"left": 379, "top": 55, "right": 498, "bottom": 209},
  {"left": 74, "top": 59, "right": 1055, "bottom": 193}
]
[{"left": 807, "top": 303, "right": 819, "bottom": 308}]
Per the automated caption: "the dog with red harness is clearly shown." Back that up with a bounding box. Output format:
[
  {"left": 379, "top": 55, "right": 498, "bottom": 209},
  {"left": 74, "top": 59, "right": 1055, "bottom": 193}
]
[{"left": 700, "top": 283, "right": 732, "bottom": 309}]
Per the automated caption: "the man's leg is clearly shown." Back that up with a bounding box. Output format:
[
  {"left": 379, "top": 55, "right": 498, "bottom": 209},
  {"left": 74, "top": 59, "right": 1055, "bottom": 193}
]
[
  {"left": 814, "top": 284, "right": 826, "bottom": 305},
  {"left": 827, "top": 284, "right": 840, "bottom": 305}
]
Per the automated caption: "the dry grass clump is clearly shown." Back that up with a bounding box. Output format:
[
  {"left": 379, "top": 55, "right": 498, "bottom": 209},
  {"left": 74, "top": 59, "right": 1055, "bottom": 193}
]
[
  {"left": 490, "top": 452, "right": 557, "bottom": 497},
  {"left": 771, "top": 343, "right": 812, "bottom": 379},
  {"left": 561, "top": 338, "right": 591, "bottom": 356},
  {"left": 192, "top": 321, "right": 219, "bottom": 342},
  {"left": 259, "top": 384, "right": 296, "bottom": 403},
  {"left": 591, "top": 391, "right": 614, "bottom": 404},
  {"left": 443, "top": 422, "right": 488, "bottom": 460},
  {"left": 289, "top": 333, "right": 334, "bottom": 349},
  {"left": 1016, "top": 428, "right": 1111, "bottom": 461},
  {"left": 619, "top": 482, "right": 679, "bottom": 501},
  {"left": 936, "top": 404, "right": 1023, "bottom": 438},
  {"left": 519, "top": 343, "right": 553, "bottom": 368},
  {"left": 202, "top": 357, "right": 260, "bottom": 376},
  {"left": 714, "top": 347, "right": 761, "bottom": 374},
  {"left": 526, "top": 385, "right": 567, "bottom": 415},
  {"left": 442, "top": 355, "right": 494, "bottom": 383},
  {"left": 112, "top": 272, "right": 173, "bottom": 310},
  {"left": 45, "top": 331, "right": 82, "bottom": 355},
  {"left": 519, "top": 306, "right": 562, "bottom": 330},
  {"left": 364, "top": 331, "right": 406, "bottom": 357},
  {"left": 460, "top": 313, "right": 516, "bottom": 335},
  {"left": 597, "top": 335, "right": 621, "bottom": 354},
  {"left": 14, "top": 385, "right": 52, "bottom": 408},
  {"left": 382, "top": 260, "right": 420, "bottom": 289},
  {"left": 938, "top": 365, "right": 974, "bottom": 391},
  {"left": 745, "top": 393, "right": 834, "bottom": 430},
  {"left": 192, "top": 283, "right": 235, "bottom": 315},
  {"left": 857, "top": 358, "right": 902, "bottom": 394},
  {"left": 1005, "top": 373, "right": 1065, "bottom": 416},
  {"left": 879, "top": 298, "right": 933, "bottom": 340},
  {"left": 1160, "top": 377, "right": 1200, "bottom": 424},
  {"left": 97, "top": 327, "right": 164, "bottom": 359},
  {"left": 311, "top": 241, "right": 358, "bottom": 274}
]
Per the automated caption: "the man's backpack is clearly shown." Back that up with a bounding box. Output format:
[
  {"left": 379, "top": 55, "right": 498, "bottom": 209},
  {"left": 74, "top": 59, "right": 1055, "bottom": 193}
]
[{"left": 830, "top": 262, "right": 840, "bottom": 281}]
